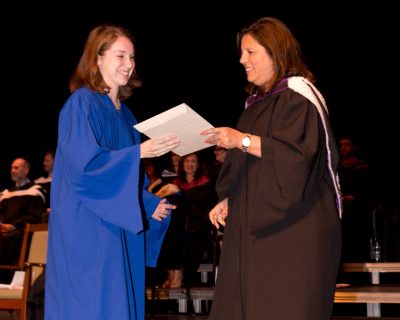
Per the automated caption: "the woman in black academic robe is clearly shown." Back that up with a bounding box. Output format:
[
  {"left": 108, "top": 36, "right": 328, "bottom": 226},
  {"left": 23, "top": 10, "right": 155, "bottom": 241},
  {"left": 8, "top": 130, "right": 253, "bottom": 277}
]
[{"left": 202, "top": 17, "right": 341, "bottom": 320}]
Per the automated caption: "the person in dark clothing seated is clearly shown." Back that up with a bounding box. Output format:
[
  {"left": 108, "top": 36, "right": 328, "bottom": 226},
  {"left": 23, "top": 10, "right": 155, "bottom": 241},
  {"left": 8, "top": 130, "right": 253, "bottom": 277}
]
[
  {"left": 34, "top": 150, "right": 55, "bottom": 219},
  {"left": 0, "top": 157, "right": 46, "bottom": 283},
  {"left": 338, "top": 136, "right": 374, "bottom": 263},
  {"left": 159, "top": 152, "right": 217, "bottom": 287}
]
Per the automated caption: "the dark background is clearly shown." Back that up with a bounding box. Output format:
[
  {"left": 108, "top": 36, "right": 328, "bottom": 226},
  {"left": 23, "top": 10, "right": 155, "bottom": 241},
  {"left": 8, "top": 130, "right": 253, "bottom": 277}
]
[{"left": 1, "top": 5, "right": 398, "bottom": 206}]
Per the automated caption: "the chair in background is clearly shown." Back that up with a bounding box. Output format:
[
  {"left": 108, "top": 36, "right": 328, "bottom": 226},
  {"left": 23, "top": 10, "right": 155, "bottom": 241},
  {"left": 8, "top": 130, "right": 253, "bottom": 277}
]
[{"left": 0, "top": 223, "right": 48, "bottom": 320}]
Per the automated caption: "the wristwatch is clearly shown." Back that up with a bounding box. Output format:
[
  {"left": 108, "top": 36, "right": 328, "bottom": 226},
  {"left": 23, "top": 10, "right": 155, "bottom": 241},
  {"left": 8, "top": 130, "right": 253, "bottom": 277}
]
[{"left": 241, "top": 133, "right": 251, "bottom": 153}]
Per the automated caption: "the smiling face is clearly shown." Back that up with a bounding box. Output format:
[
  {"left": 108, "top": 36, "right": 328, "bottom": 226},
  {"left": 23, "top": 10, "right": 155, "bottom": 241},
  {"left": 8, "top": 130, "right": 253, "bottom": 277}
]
[
  {"left": 240, "top": 33, "right": 275, "bottom": 90},
  {"left": 97, "top": 35, "right": 135, "bottom": 91},
  {"left": 183, "top": 154, "right": 199, "bottom": 176}
]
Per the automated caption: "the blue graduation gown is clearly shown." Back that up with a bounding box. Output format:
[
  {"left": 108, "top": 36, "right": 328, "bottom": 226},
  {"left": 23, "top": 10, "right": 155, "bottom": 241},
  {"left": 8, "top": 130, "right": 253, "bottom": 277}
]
[{"left": 45, "top": 88, "right": 169, "bottom": 320}]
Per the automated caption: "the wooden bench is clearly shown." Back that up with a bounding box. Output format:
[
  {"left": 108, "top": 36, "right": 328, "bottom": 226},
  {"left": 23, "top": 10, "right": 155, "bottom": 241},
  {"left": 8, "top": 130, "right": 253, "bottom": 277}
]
[
  {"left": 146, "top": 286, "right": 214, "bottom": 313},
  {"left": 341, "top": 262, "right": 400, "bottom": 285},
  {"left": 339, "top": 262, "right": 400, "bottom": 316},
  {"left": 335, "top": 285, "right": 400, "bottom": 304},
  {"left": 197, "top": 263, "right": 214, "bottom": 283},
  {"left": 335, "top": 284, "right": 400, "bottom": 317},
  {"left": 147, "top": 283, "right": 400, "bottom": 316},
  {"left": 146, "top": 263, "right": 215, "bottom": 313}
]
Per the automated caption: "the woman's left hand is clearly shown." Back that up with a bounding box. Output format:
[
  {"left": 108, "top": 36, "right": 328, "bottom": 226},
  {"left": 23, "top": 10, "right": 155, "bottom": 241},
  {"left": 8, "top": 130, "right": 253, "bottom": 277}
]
[
  {"left": 209, "top": 198, "right": 228, "bottom": 229},
  {"left": 152, "top": 198, "right": 176, "bottom": 222}
]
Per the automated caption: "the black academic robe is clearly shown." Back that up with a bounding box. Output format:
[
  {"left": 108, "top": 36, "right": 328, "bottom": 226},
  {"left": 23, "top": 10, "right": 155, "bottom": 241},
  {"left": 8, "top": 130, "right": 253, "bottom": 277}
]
[
  {"left": 0, "top": 182, "right": 45, "bottom": 281},
  {"left": 209, "top": 77, "right": 341, "bottom": 320}
]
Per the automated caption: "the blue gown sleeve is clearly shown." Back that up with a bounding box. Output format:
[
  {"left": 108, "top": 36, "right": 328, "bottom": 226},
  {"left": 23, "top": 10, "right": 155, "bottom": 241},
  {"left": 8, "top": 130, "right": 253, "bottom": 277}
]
[
  {"left": 56, "top": 90, "right": 143, "bottom": 234},
  {"left": 141, "top": 175, "right": 171, "bottom": 267}
]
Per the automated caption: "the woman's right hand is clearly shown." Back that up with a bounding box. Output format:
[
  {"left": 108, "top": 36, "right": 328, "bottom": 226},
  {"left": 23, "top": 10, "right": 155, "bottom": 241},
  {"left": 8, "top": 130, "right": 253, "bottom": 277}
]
[
  {"left": 140, "top": 135, "right": 180, "bottom": 158},
  {"left": 200, "top": 127, "right": 242, "bottom": 149}
]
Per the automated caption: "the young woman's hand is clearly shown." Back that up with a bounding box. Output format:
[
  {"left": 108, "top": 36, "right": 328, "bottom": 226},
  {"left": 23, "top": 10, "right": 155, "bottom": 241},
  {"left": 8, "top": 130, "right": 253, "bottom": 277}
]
[{"left": 140, "top": 135, "right": 180, "bottom": 158}]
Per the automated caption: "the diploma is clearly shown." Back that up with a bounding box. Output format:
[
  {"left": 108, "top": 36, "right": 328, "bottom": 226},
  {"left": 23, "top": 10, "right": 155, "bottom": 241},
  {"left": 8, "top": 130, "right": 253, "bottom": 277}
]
[{"left": 134, "top": 103, "right": 215, "bottom": 156}]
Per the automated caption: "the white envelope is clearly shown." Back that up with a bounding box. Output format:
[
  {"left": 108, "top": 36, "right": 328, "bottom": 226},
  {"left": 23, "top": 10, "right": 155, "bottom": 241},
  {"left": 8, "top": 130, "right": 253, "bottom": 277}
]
[{"left": 134, "top": 103, "right": 215, "bottom": 156}]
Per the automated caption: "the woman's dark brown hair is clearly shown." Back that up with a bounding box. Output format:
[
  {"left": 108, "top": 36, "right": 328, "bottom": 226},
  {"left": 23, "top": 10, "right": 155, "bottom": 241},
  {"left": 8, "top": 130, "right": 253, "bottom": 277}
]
[
  {"left": 69, "top": 24, "right": 142, "bottom": 101},
  {"left": 177, "top": 152, "right": 208, "bottom": 182},
  {"left": 237, "top": 17, "right": 315, "bottom": 95}
]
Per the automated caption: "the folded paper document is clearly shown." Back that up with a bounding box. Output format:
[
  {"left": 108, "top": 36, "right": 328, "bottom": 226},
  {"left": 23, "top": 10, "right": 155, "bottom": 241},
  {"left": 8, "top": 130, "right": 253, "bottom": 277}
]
[{"left": 134, "top": 103, "right": 215, "bottom": 156}]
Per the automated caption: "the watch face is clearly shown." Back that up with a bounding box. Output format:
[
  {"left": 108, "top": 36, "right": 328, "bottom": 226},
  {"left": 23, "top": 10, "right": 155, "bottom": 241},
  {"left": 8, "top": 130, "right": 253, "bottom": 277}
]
[{"left": 242, "top": 136, "right": 251, "bottom": 147}]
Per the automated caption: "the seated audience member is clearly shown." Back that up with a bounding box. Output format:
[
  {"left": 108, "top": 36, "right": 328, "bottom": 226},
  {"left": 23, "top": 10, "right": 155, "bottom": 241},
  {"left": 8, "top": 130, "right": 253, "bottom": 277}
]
[
  {"left": 207, "top": 146, "right": 227, "bottom": 260},
  {"left": 160, "top": 152, "right": 180, "bottom": 178},
  {"left": 147, "top": 153, "right": 185, "bottom": 289},
  {"left": 338, "top": 136, "right": 374, "bottom": 263},
  {"left": 207, "top": 146, "right": 227, "bottom": 186},
  {"left": 0, "top": 157, "right": 46, "bottom": 282},
  {"left": 142, "top": 158, "right": 162, "bottom": 193},
  {"left": 34, "top": 150, "right": 55, "bottom": 214},
  {"left": 154, "top": 152, "right": 218, "bottom": 287},
  {"left": 170, "top": 152, "right": 217, "bottom": 286}
]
